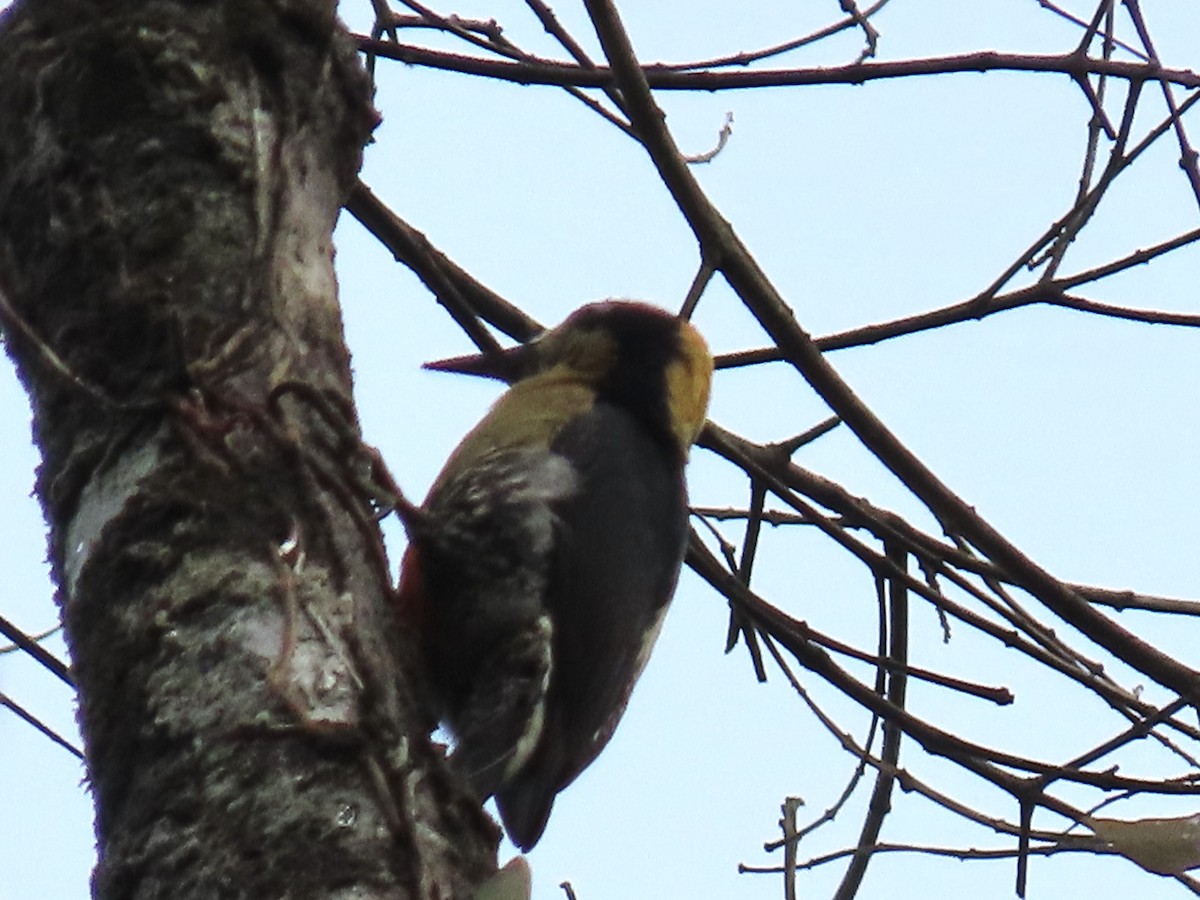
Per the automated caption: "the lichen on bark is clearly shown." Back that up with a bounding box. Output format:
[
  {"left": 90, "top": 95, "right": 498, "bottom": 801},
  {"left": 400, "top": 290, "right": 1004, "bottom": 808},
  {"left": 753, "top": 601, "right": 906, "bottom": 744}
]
[{"left": 0, "top": 1, "right": 498, "bottom": 897}]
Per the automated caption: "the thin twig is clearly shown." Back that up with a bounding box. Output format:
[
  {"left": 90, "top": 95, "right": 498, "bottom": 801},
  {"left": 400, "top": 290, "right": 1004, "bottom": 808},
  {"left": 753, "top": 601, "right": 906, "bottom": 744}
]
[
  {"left": 1123, "top": 0, "right": 1200, "bottom": 209},
  {"left": 833, "top": 543, "right": 907, "bottom": 898},
  {"left": 0, "top": 613, "right": 74, "bottom": 687},
  {"left": 0, "top": 692, "right": 83, "bottom": 759},
  {"left": 663, "top": 0, "right": 892, "bottom": 71}
]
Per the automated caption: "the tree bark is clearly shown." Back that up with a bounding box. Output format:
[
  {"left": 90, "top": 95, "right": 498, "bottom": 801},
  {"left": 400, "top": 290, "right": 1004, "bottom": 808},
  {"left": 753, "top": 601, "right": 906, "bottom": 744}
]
[{"left": 0, "top": 1, "right": 497, "bottom": 896}]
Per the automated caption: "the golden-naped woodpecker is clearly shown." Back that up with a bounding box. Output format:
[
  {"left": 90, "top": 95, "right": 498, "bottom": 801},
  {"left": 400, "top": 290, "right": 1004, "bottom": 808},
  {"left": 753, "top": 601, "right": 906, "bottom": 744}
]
[{"left": 396, "top": 300, "right": 712, "bottom": 851}]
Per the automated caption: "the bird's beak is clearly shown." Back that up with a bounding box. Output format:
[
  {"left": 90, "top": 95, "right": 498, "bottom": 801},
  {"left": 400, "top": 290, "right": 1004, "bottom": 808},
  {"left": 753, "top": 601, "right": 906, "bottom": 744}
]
[{"left": 423, "top": 342, "right": 535, "bottom": 384}]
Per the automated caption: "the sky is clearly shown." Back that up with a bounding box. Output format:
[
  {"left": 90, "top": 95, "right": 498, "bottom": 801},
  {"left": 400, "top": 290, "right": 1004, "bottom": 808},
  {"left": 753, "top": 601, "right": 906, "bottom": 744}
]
[{"left": 2, "top": 1, "right": 1200, "bottom": 898}]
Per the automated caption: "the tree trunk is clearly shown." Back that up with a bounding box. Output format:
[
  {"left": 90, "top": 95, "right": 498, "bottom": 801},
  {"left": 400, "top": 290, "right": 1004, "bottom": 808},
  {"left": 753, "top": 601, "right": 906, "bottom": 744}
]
[{"left": 0, "top": 1, "right": 497, "bottom": 896}]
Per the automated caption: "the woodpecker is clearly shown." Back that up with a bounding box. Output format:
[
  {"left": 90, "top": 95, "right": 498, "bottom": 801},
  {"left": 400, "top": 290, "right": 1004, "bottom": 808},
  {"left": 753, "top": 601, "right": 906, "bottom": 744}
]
[{"left": 396, "top": 300, "right": 712, "bottom": 851}]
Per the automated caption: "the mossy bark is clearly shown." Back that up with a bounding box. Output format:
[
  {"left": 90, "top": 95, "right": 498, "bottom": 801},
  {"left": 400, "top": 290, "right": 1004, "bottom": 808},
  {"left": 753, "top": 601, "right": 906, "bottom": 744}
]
[{"left": 0, "top": 1, "right": 498, "bottom": 896}]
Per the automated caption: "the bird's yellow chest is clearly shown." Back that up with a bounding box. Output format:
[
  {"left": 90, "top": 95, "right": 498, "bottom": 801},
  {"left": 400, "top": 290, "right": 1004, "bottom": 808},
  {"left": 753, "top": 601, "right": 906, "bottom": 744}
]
[{"left": 431, "top": 372, "right": 596, "bottom": 494}]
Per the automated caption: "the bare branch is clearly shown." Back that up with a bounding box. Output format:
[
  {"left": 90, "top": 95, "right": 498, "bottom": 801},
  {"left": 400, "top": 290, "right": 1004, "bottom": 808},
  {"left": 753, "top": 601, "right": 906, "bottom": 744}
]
[{"left": 356, "top": 39, "right": 1200, "bottom": 91}]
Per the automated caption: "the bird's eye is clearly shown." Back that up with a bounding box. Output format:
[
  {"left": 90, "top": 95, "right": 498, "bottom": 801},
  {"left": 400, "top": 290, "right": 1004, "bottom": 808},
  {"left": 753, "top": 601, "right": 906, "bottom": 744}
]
[{"left": 555, "top": 329, "right": 614, "bottom": 378}]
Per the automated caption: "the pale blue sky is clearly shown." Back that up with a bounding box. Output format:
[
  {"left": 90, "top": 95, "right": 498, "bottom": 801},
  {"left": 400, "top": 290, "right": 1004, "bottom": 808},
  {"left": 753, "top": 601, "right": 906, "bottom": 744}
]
[{"left": 3, "top": 2, "right": 1200, "bottom": 898}]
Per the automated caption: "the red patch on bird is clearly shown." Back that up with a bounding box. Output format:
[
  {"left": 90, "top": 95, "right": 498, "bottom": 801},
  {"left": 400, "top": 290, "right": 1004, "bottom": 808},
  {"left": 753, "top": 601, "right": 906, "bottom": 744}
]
[{"left": 394, "top": 544, "right": 428, "bottom": 633}]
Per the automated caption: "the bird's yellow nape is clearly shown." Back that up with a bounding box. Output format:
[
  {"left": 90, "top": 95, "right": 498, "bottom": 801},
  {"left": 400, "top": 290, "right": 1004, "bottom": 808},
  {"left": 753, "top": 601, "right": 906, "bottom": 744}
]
[{"left": 665, "top": 320, "right": 713, "bottom": 456}]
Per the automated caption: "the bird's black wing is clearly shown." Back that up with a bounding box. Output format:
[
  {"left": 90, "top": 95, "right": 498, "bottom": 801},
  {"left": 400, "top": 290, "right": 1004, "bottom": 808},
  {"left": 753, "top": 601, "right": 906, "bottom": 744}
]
[{"left": 497, "top": 402, "right": 688, "bottom": 849}]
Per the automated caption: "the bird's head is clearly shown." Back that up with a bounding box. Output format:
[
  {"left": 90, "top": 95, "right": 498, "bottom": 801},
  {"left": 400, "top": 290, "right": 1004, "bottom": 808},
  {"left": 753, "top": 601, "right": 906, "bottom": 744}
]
[{"left": 426, "top": 301, "right": 713, "bottom": 458}]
